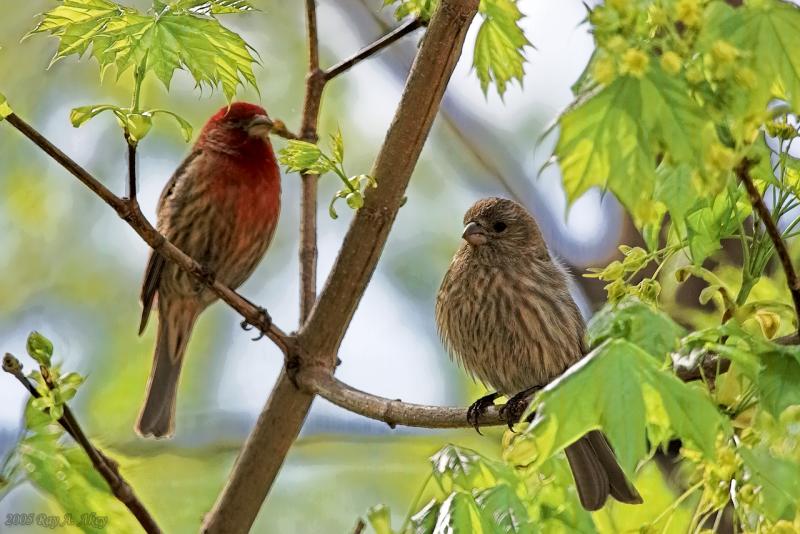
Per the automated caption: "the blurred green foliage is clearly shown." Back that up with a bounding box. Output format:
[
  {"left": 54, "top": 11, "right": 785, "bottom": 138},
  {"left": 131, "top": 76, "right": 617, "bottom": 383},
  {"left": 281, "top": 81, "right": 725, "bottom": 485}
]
[{"left": 3, "top": 0, "right": 800, "bottom": 533}]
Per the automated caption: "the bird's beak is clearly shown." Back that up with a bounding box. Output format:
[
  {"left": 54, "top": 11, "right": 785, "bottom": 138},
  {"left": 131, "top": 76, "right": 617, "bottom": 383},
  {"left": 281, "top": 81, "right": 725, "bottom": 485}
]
[
  {"left": 462, "top": 221, "right": 487, "bottom": 246},
  {"left": 247, "top": 114, "right": 273, "bottom": 138}
]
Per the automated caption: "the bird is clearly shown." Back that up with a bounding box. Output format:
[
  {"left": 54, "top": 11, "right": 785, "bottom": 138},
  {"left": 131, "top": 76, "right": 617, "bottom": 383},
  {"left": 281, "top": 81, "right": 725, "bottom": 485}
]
[
  {"left": 435, "top": 197, "right": 642, "bottom": 510},
  {"left": 135, "top": 102, "right": 281, "bottom": 438}
]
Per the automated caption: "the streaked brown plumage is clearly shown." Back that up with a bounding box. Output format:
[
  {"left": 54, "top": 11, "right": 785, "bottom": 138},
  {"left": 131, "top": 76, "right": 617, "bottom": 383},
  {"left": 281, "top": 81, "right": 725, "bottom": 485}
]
[
  {"left": 136, "top": 102, "right": 281, "bottom": 439},
  {"left": 435, "top": 197, "right": 642, "bottom": 511}
]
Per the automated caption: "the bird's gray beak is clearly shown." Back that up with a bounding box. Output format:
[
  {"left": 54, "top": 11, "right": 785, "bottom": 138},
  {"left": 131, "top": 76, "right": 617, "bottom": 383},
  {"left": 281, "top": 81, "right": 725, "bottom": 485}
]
[
  {"left": 462, "top": 221, "right": 487, "bottom": 246},
  {"left": 247, "top": 114, "right": 273, "bottom": 137}
]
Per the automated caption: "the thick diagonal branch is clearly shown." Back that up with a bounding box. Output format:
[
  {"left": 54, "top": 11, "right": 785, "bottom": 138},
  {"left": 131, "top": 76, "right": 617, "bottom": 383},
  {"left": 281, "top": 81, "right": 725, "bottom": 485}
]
[
  {"left": 736, "top": 159, "right": 800, "bottom": 333},
  {"left": 3, "top": 113, "right": 289, "bottom": 351},
  {"left": 202, "top": 2, "right": 479, "bottom": 533},
  {"left": 3, "top": 354, "right": 161, "bottom": 534}
]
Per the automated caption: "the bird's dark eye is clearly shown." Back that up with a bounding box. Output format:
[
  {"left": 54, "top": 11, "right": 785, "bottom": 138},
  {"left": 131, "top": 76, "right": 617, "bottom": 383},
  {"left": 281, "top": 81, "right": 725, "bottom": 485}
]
[{"left": 493, "top": 222, "right": 507, "bottom": 233}]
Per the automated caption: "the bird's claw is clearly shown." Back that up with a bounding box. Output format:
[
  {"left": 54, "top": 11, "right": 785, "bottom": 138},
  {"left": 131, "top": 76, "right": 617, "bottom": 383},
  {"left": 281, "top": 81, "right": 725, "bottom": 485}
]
[
  {"left": 466, "top": 392, "right": 501, "bottom": 435},
  {"left": 240, "top": 306, "right": 272, "bottom": 341},
  {"left": 499, "top": 386, "right": 540, "bottom": 431}
]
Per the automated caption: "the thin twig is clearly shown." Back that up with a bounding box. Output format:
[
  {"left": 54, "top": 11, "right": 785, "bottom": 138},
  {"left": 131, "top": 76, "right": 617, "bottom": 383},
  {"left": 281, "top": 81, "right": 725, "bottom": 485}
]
[
  {"left": 299, "top": 0, "right": 324, "bottom": 322},
  {"left": 125, "top": 138, "right": 137, "bottom": 202},
  {"left": 2, "top": 354, "right": 161, "bottom": 534},
  {"left": 306, "top": 0, "right": 319, "bottom": 79},
  {"left": 323, "top": 18, "right": 424, "bottom": 81},
  {"left": 675, "top": 332, "right": 798, "bottom": 383},
  {"left": 297, "top": 12, "right": 427, "bottom": 321},
  {"left": 736, "top": 159, "right": 800, "bottom": 334},
  {"left": 3, "top": 113, "right": 290, "bottom": 352}
]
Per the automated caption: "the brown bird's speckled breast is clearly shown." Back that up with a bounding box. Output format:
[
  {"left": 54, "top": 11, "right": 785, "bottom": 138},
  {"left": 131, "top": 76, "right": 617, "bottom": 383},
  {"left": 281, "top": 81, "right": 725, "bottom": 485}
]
[{"left": 435, "top": 244, "right": 586, "bottom": 395}]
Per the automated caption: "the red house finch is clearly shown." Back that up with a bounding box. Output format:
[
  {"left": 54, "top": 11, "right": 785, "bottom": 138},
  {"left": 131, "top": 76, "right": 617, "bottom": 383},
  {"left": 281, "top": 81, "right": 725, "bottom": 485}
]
[
  {"left": 435, "top": 197, "right": 642, "bottom": 510},
  {"left": 136, "top": 102, "right": 281, "bottom": 438}
]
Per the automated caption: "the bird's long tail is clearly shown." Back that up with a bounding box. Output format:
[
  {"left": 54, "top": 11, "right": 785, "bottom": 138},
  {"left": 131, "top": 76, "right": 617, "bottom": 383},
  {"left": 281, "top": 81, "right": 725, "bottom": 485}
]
[
  {"left": 565, "top": 430, "right": 643, "bottom": 510},
  {"left": 135, "top": 300, "right": 199, "bottom": 439}
]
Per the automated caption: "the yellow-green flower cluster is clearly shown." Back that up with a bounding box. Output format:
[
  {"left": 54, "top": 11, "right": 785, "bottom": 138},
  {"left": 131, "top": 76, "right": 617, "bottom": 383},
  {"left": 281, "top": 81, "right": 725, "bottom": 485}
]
[{"left": 587, "top": 0, "right": 714, "bottom": 86}]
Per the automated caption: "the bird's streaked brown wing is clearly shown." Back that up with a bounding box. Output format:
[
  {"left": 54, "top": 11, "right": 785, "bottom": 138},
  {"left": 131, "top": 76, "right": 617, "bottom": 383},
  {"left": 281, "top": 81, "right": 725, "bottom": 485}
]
[
  {"left": 138, "top": 150, "right": 202, "bottom": 335},
  {"left": 139, "top": 252, "right": 166, "bottom": 335}
]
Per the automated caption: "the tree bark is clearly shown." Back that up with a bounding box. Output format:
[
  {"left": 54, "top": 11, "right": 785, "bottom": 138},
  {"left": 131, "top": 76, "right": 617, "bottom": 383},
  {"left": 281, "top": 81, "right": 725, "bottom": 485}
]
[{"left": 201, "top": 1, "right": 479, "bottom": 532}]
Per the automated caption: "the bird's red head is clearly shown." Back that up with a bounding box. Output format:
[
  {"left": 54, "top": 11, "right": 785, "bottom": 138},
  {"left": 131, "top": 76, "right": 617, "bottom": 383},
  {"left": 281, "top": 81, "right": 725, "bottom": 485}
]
[
  {"left": 208, "top": 102, "right": 269, "bottom": 125},
  {"left": 197, "top": 102, "right": 275, "bottom": 157}
]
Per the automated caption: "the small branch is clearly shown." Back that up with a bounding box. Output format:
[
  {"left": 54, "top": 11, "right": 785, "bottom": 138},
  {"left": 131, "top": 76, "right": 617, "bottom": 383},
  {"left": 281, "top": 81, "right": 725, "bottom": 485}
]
[
  {"left": 323, "top": 18, "right": 424, "bottom": 81},
  {"left": 3, "top": 113, "right": 290, "bottom": 352},
  {"left": 3, "top": 354, "right": 161, "bottom": 534},
  {"left": 305, "top": 0, "right": 319, "bottom": 79},
  {"left": 296, "top": 11, "right": 424, "bottom": 320},
  {"left": 303, "top": 333, "right": 800, "bottom": 430},
  {"left": 675, "top": 332, "right": 799, "bottom": 382},
  {"left": 125, "top": 138, "right": 137, "bottom": 202},
  {"left": 736, "top": 159, "right": 800, "bottom": 334},
  {"left": 300, "top": 368, "right": 504, "bottom": 428},
  {"left": 299, "top": 0, "right": 324, "bottom": 322}
]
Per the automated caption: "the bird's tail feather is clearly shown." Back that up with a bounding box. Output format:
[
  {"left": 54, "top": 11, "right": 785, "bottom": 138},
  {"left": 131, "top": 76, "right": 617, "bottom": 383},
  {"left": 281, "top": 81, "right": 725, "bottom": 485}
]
[
  {"left": 135, "top": 301, "right": 198, "bottom": 439},
  {"left": 565, "top": 430, "right": 643, "bottom": 510}
]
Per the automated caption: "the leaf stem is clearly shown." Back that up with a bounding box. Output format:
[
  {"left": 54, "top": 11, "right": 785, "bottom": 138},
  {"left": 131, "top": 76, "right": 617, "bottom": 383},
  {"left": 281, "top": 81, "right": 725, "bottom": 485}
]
[
  {"left": 649, "top": 480, "right": 703, "bottom": 529},
  {"left": 331, "top": 161, "right": 357, "bottom": 193},
  {"left": 130, "top": 56, "right": 147, "bottom": 113}
]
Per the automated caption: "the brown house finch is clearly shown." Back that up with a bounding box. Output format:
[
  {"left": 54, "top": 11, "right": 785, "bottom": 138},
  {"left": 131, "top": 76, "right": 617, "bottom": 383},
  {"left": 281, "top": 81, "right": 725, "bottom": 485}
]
[
  {"left": 136, "top": 102, "right": 281, "bottom": 438},
  {"left": 435, "top": 197, "right": 642, "bottom": 510}
]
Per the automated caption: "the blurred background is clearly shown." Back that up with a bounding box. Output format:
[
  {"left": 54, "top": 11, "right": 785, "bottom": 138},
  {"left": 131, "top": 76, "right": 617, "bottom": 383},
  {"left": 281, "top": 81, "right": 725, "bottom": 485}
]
[{"left": 0, "top": 0, "right": 631, "bottom": 531}]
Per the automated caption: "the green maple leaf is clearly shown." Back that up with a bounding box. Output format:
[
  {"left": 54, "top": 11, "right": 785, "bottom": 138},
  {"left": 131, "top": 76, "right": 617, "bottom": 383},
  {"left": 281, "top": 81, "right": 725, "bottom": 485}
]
[
  {"left": 155, "top": 0, "right": 255, "bottom": 15},
  {"left": 702, "top": 0, "right": 800, "bottom": 113},
  {"left": 474, "top": 0, "right": 530, "bottom": 96},
  {"left": 758, "top": 348, "right": 800, "bottom": 419},
  {"left": 653, "top": 164, "right": 701, "bottom": 235},
  {"left": 555, "top": 65, "right": 712, "bottom": 224},
  {"left": 432, "top": 492, "right": 496, "bottom": 533},
  {"left": 740, "top": 446, "right": 800, "bottom": 521},
  {"left": 639, "top": 65, "right": 711, "bottom": 167},
  {"left": 28, "top": 0, "right": 258, "bottom": 101},
  {"left": 685, "top": 185, "right": 750, "bottom": 265},
  {"left": 511, "top": 339, "right": 727, "bottom": 476},
  {"left": 587, "top": 297, "right": 686, "bottom": 358},
  {"left": 384, "top": 0, "right": 530, "bottom": 97},
  {"left": 555, "top": 77, "right": 655, "bottom": 217}
]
